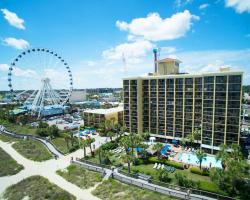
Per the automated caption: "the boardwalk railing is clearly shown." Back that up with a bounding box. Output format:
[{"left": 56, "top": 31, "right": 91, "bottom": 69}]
[
  {"left": 0, "top": 127, "right": 64, "bottom": 156},
  {"left": 77, "top": 158, "right": 112, "bottom": 169},
  {"left": 72, "top": 159, "right": 235, "bottom": 200},
  {"left": 113, "top": 172, "right": 200, "bottom": 200},
  {"left": 72, "top": 159, "right": 105, "bottom": 174},
  {"left": 119, "top": 169, "right": 235, "bottom": 200}
]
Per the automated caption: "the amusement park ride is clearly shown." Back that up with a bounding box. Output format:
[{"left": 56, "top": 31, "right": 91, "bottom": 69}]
[{"left": 8, "top": 48, "right": 73, "bottom": 118}]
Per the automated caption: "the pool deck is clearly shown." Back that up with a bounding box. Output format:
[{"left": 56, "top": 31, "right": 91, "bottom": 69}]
[{"left": 161, "top": 144, "right": 221, "bottom": 169}]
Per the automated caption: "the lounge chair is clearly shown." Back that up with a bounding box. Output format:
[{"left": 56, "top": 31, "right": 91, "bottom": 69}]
[
  {"left": 161, "top": 164, "right": 165, "bottom": 169},
  {"left": 153, "top": 163, "right": 158, "bottom": 169},
  {"left": 165, "top": 166, "right": 171, "bottom": 172},
  {"left": 171, "top": 167, "right": 176, "bottom": 173},
  {"left": 157, "top": 164, "right": 162, "bottom": 170}
]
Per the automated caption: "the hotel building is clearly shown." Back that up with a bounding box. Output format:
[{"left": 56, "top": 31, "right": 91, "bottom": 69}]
[{"left": 123, "top": 58, "right": 243, "bottom": 153}]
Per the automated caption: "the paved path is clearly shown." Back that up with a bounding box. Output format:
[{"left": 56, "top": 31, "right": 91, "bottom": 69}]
[
  {"left": 1, "top": 127, "right": 63, "bottom": 157},
  {"left": 0, "top": 136, "right": 108, "bottom": 200}
]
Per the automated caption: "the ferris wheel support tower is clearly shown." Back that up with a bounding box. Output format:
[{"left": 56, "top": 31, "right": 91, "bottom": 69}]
[{"left": 31, "top": 78, "right": 61, "bottom": 118}]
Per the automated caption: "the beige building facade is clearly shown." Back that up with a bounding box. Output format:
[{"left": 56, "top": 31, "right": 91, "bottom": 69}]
[
  {"left": 123, "top": 58, "right": 243, "bottom": 153},
  {"left": 83, "top": 107, "right": 123, "bottom": 128}
]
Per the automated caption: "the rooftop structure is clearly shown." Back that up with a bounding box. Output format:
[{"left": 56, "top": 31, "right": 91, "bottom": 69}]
[{"left": 84, "top": 106, "right": 123, "bottom": 115}]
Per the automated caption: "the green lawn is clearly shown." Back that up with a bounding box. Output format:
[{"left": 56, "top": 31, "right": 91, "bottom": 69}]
[
  {"left": 83, "top": 150, "right": 124, "bottom": 166},
  {"left": 2, "top": 175, "right": 76, "bottom": 200},
  {"left": 12, "top": 139, "right": 53, "bottom": 161},
  {"left": 1, "top": 121, "right": 37, "bottom": 136},
  {"left": 124, "top": 164, "right": 225, "bottom": 195},
  {"left": 57, "top": 164, "right": 102, "bottom": 189},
  {"left": 51, "top": 137, "right": 73, "bottom": 154},
  {"left": 0, "top": 134, "right": 19, "bottom": 142},
  {"left": 0, "top": 147, "right": 24, "bottom": 177},
  {"left": 128, "top": 164, "right": 211, "bottom": 182},
  {"left": 92, "top": 178, "right": 178, "bottom": 200},
  {"left": 0, "top": 133, "right": 53, "bottom": 161}
]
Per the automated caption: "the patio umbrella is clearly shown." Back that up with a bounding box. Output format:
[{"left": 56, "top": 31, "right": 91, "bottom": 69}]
[{"left": 172, "top": 139, "right": 178, "bottom": 144}]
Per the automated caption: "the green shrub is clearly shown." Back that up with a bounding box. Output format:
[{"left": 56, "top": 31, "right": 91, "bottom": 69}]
[
  {"left": 133, "top": 158, "right": 145, "bottom": 166},
  {"left": 198, "top": 181, "right": 225, "bottom": 195},
  {"left": 148, "top": 156, "right": 184, "bottom": 170},
  {"left": 69, "top": 145, "right": 79, "bottom": 152},
  {"left": 157, "top": 169, "right": 171, "bottom": 183},
  {"left": 101, "top": 141, "right": 118, "bottom": 151},
  {"left": 175, "top": 172, "right": 198, "bottom": 188},
  {"left": 131, "top": 168, "right": 139, "bottom": 174},
  {"left": 165, "top": 160, "right": 184, "bottom": 170},
  {"left": 190, "top": 167, "right": 210, "bottom": 176}
]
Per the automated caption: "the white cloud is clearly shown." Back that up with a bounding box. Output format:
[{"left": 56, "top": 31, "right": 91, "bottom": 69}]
[
  {"left": 168, "top": 49, "right": 250, "bottom": 84},
  {"left": 116, "top": 10, "right": 199, "bottom": 42},
  {"left": 1, "top": 8, "right": 25, "bottom": 29},
  {"left": 175, "top": 0, "right": 193, "bottom": 8},
  {"left": 0, "top": 63, "right": 37, "bottom": 78},
  {"left": 225, "top": 0, "right": 250, "bottom": 13},
  {"left": 3, "top": 37, "right": 30, "bottom": 50},
  {"left": 102, "top": 40, "right": 155, "bottom": 64},
  {"left": 13, "top": 67, "right": 37, "bottom": 78},
  {"left": 199, "top": 3, "right": 209, "bottom": 10},
  {"left": 43, "top": 68, "right": 70, "bottom": 89},
  {"left": 0, "top": 64, "right": 9, "bottom": 72},
  {"left": 160, "top": 46, "right": 177, "bottom": 54},
  {"left": 82, "top": 60, "right": 97, "bottom": 66}
]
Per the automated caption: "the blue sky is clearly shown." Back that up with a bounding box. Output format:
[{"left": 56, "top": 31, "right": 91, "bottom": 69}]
[{"left": 0, "top": 0, "right": 250, "bottom": 90}]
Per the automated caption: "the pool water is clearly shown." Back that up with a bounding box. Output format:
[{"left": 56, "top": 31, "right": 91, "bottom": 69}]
[{"left": 178, "top": 152, "right": 222, "bottom": 168}]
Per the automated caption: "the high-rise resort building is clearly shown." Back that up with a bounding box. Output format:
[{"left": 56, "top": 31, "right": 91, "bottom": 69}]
[{"left": 123, "top": 55, "right": 243, "bottom": 154}]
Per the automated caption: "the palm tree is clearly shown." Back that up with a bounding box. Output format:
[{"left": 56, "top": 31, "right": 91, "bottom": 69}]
[
  {"left": 81, "top": 139, "right": 89, "bottom": 157},
  {"left": 142, "top": 131, "right": 150, "bottom": 140},
  {"left": 105, "top": 119, "right": 112, "bottom": 131},
  {"left": 195, "top": 149, "right": 207, "bottom": 170},
  {"left": 96, "top": 146, "right": 104, "bottom": 164},
  {"left": 87, "top": 137, "right": 95, "bottom": 156},
  {"left": 64, "top": 134, "right": 71, "bottom": 150},
  {"left": 126, "top": 133, "right": 142, "bottom": 158},
  {"left": 186, "top": 128, "right": 200, "bottom": 148},
  {"left": 99, "top": 121, "right": 106, "bottom": 134},
  {"left": 230, "top": 144, "right": 243, "bottom": 162},
  {"left": 121, "top": 153, "right": 133, "bottom": 174},
  {"left": 186, "top": 132, "right": 195, "bottom": 148},
  {"left": 114, "top": 123, "right": 122, "bottom": 138},
  {"left": 120, "top": 126, "right": 128, "bottom": 136},
  {"left": 107, "top": 131, "right": 115, "bottom": 141},
  {"left": 153, "top": 142, "right": 164, "bottom": 159},
  {"left": 70, "top": 132, "right": 75, "bottom": 147},
  {"left": 193, "top": 128, "right": 201, "bottom": 143},
  {"left": 216, "top": 144, "right": 229, "bottom": 170},
  {"left": 119, "top": 136, "right": 132, "bottom": 173}
]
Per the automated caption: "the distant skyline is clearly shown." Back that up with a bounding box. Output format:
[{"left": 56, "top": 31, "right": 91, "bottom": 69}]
[{"left": 0, "top": 0, "right": 250, "bottom": 90}]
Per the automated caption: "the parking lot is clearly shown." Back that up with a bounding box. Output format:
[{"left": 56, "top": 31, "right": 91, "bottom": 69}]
[{"left": 46, "top": 115, "right": 84, "bottom": 130}]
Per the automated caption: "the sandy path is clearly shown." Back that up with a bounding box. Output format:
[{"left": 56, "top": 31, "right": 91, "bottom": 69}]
[{"left": 0, "top": 136, "right": 108, "bottom": 200}]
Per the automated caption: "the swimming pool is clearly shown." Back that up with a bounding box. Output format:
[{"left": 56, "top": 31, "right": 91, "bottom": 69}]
[{"left": 178, "top": 152, "right": 222, "bottom": 168}]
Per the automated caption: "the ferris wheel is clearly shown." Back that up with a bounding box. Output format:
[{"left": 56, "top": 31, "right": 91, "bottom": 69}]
[{"left": 8, "top": 48, "right": 73, "bottom": 118}]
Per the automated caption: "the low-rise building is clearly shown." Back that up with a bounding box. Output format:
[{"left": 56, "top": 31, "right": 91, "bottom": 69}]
[{"left": 83, "top": 106, "right": 123, "bottom": 127}]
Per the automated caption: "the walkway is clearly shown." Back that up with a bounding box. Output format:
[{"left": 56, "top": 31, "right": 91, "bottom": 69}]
[
  {"left": 1, "top": 127, "right": 63, "bottom": 158},
  {"left": 0, "top": 137, "right": 108, "bottom": 200}
]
